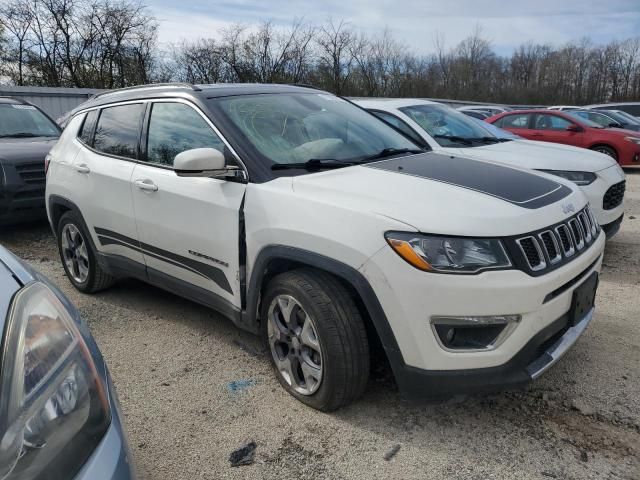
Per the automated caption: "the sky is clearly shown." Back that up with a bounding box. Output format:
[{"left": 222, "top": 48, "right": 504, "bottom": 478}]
[{"left": 147, "top": 0, "right": 640, "bottom": 55}]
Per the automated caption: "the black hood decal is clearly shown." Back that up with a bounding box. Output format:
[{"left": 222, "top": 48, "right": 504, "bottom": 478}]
[{"left": 366, "top": 152, "right": 572, "bottom": 209}]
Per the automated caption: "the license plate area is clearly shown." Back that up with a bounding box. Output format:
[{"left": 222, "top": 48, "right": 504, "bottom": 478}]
[{"left": 569, "top": 272, "right": 598, "bottom": 326}]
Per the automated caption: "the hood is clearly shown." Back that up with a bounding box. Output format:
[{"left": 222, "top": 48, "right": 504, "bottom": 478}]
[
  {"left": 291, "top": 152, "right": 586, "bottom": 237},
  {"left": 607, "top": 127, "right": 640, "bottom": 137},
  {"left": 0, "top": 137, "right": 58, "bottom": 166},
  {"left": 448, "top": 139, "right": 616, "bottom": 172}
]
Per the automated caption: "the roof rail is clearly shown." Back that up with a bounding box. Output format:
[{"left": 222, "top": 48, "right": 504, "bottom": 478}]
[{"left": 90, "top": 83, "right": 202, "bottom": 100}]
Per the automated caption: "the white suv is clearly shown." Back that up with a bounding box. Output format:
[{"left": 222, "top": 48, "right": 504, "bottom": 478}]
[
  {"left": 355, "top": 98, "right": 626, "bottom": 237},
  {"left": 46, "top": 84, "right": 605, "bottom": 411}
]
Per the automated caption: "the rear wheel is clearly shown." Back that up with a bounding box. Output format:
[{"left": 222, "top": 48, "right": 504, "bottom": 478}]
[
  {"left": 57, "top": 211, "right": 115, "bottom": 293},
  {"left": 261, "top": 269, "right": 370, "bottom": 411},
  {"left": 590, "top": 145, "right": 618, "bottom": 161}
]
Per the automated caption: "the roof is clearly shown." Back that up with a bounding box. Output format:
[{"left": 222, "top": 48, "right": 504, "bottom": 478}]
[
  {"left": 71, "top": 83, "right": 322, "bottom": 112},
  {"left": 0, "top": 96, "right": 28, "bottom": 105},
  {"left": 351, "top": 97, "right": 439, "bottom": 109}
]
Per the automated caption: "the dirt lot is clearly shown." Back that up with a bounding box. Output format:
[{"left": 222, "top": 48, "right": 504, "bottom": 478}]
[{"left": 1, "top": 172, "right": 639, "bottom": 480}]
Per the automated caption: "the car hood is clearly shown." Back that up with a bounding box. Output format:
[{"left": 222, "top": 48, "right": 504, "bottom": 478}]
[
  {"left": 290, "top": 152, "right": 586, "bottom": 237},
  {"left": 445, "top": 139, "right": 617, "bottom": 172},
  {"left": 0, "top": 137, "right": 58, "bottom": 166}
]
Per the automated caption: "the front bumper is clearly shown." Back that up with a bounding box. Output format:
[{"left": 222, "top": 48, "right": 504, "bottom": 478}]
[
  {"left": 581, "top": 164, "right": 625, "bottom": 228},
  {"left": 602, "top": 214, "right": 624, "bottom": 239},
  {"left": 360, "top": 230, "right": 605, "bottom": 396},
  {"left": 0, "top": 162, "right": 46, "bottom": 224}
]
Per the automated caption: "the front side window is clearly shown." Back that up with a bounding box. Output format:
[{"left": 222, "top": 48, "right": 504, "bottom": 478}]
[
  {"left": 534, "top": 114, "right": 572, "bottom": 130},
  {"left": 146, "top": 103, "right": 225, "bottom": 166},
  {"left": 398, "top": 104, "right": 498, "bottom": 147},
  {"left": 498, "top": 113, "right": 531, "bottom": 129},
  {"left": 0, "top": 104, "right": 60, "bottom": 138},
  {"left": 93, "top": 103, "right": 145, "bottom": 159},
  {"left": 209, "top": 93, "right": 417, "bottom": 167}
]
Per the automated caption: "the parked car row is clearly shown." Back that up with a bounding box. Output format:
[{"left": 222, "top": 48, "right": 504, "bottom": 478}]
[{"left": 0, "top": 84, "right": 627, "bottom": 478}]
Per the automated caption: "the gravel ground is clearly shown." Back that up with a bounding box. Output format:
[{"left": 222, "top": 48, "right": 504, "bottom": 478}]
[{"left": 1, "top": 172, "right": 639, "bottom": 480}]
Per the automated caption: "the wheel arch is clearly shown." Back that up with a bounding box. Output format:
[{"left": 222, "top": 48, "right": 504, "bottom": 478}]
[
  {"left": 243, "top": 245, "right": 405, "bottom": 371},
  {"left": 588, "top": 143, "right": 618, "bottom": 159}
]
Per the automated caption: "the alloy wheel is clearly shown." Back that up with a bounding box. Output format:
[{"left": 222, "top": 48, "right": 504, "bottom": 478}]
[
  {"left": 61, "top": 224, "right": 90, "bottom": 284},
  {"left": 267, "top": 295, "right": 324, "bottom": 395}
]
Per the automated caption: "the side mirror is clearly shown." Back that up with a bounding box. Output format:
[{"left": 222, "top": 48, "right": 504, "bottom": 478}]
[
  {"left": 566, "top": 124, "right": 582, "bottom": 132},
  {"left": 174, "top": 148, "right": 243, "bottom": 179},
  {"left": 608, "top": 122, "right": 623, "bottom": 129}
]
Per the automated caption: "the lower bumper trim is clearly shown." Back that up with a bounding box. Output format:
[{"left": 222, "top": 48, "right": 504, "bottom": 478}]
[
  {"left": 526, "top": 307, "right": 594, "bottom": 379},
  {"left": 602, "top": 214, "right": 623, "bottom": 239},
  {"left": 390, "top": 306, "right": 595, "bottom": 399}
]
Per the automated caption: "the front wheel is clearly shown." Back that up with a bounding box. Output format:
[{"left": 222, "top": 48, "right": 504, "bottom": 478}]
[
  {"left": 261, "top": 269, "right": 370, "bottom": 411},
  {"left": 590, "top": 145, "right": 618, "bottom": 161}
]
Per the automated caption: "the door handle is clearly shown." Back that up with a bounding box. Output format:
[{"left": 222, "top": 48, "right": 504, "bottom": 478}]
[
  {"left": 134, "top": 179, "right": 158, "bottom": 192},
  {"left": 75, "top": 164, "right": 90, "bottom": 174}
]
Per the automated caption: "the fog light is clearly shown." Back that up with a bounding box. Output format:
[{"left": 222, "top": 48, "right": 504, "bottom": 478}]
[{"left": 431, "top": 315, "right": 521, "bottom": 351}]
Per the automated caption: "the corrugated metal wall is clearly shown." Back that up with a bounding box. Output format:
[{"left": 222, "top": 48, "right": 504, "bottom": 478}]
[{"left": 0, "top": 86, "right": 107, "bottom": 120}]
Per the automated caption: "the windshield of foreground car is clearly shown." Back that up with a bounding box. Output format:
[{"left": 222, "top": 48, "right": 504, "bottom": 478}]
[
  {"left": 0, "top": 104, "right": 61, "bottom": 138},
  {"left": 398, "top": 104, "right": 504, "bottom": 147},
  {"left": 211, "top": 93, "right": 419, "bottom": 168},
  {"left": 469, "top": 117, "right": 521, "bottom": 139}
]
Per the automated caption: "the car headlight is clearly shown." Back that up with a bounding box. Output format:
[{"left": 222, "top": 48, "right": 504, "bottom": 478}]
[
  {"left": 538, "top": 170, "right": 597, "bottom": 186},
  {"left": 385, "top": 232, "right": 512, "bottom": 274},
  {"left": 0, "top": 282, "right": 110, "bottom": 479},
  {"left": 624, "top": 136, "right": 640, "bottom": 145}
]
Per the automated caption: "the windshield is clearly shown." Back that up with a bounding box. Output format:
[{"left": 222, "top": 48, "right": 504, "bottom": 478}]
[
  {"left": 564, "top": 112, "right": 604, "bottom": 128},
  {"left": 0, "top": 104, "right": 60, "bottom": 138},
  {"left": 398, "top": 104, "right": 500, "bottom": 147},
  {"left": 210, "top": 93, "right": 417, "bottom": 167},
  {"left": 612, "top": 110, "right": 640, "bottom": 125}
]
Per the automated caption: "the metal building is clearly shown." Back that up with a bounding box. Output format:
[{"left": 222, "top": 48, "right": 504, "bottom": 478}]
[{"left": 0, "top": 86, "right": 106, "bottom": 121}]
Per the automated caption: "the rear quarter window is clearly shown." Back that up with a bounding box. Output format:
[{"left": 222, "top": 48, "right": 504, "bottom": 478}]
[{"left": 77, "top": 110, "right": 98, "bottom": 146}]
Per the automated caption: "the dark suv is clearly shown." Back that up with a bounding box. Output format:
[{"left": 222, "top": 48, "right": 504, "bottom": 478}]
[{"left": 0, "top": 97, "right": 61, "bottom": 225}]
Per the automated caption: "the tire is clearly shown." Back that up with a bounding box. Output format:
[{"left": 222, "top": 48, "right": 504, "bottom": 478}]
[
  {"left": 56, "top": 211, "right": 115, "bottom": 293},
  {"left": 261, "top": 269, "right": 370, "bottom": 411},
  {"left": 590, "top": 145, "right": 618, "bottom": 161}
]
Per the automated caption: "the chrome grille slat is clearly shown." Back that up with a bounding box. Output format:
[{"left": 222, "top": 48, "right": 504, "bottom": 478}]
[
  {"left": 539, "top": 230, "right": 562, "bottom": 264},
  {"left": 516, "top": 206, "right": 598, "bottom": 274}
]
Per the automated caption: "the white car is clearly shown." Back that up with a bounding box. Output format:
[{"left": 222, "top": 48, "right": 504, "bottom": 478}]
[
  {"left": 457, "top": 105, "right": 512, "bottom": 116},
  {"left": 355, "top": 98, "right": 626, "bottom": 237},
  {"left": 46, "top": 84, "right": 604, "bottom": 411},
  {"left": 547, "top": 106, "right": 581, "bottom": 111}
]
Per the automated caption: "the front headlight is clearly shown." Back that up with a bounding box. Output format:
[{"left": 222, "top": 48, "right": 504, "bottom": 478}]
[
  {"left": 624, "top": 136, "right": 640, "bottom": 144},
  {"left": 385, "top": 232, "right": 512, "bottom": 274},
  {"left": 538, "top": 169, "right": 597, "bottom": 186},
  {"left": 0, "top": 282, "right": 110, "bottom": 480}
]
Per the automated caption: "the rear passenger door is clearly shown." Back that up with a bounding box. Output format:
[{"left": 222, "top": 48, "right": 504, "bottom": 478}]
[
  {"left": 72, "top": 103, "right": 146, "bottom": 269},
  {"left": 131, "top": 100, "right": 247, "bottom": 308},
  {"left": 494, "top": 113, "right": 533, "bottom": 139}
]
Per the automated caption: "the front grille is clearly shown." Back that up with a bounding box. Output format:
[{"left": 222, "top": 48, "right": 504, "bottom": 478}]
[
  {"left": 15, "top": 161, "right": 46, "bottom": 185},
  {"left": 511, "top": 205, "right": 600, "bottom": 276},
  {"left": 603, "top": 181, "right": 625, "bottom": 210}
]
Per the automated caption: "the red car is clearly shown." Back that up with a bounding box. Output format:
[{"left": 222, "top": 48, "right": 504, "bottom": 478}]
[{"left": 487, "top": 109, "right": 640, "bottom": 167}]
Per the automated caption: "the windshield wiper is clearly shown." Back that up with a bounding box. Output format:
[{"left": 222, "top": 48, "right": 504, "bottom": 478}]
[
  {"left": 433, "top": 134, "right": 473, "bottom": 146},
  {"left": 0, "top": 132, "right": 40, "bottom": 138},
  {"left": 468, "top": 136, "right": 511, "bottom": 144},
  {"left": 359, "top": 147, "right": 424, "bottom": 162},
  {"left": 271, "top": 159, "right": 357, "bottom": 171}
]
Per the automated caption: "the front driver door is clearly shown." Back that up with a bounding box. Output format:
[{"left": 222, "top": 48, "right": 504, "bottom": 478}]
[
  {"left": 131, "top": 100, "right": 247, "bottom": 308},
  {"left": 531, "top": 113, "right": 583, "bottom": 147}
]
